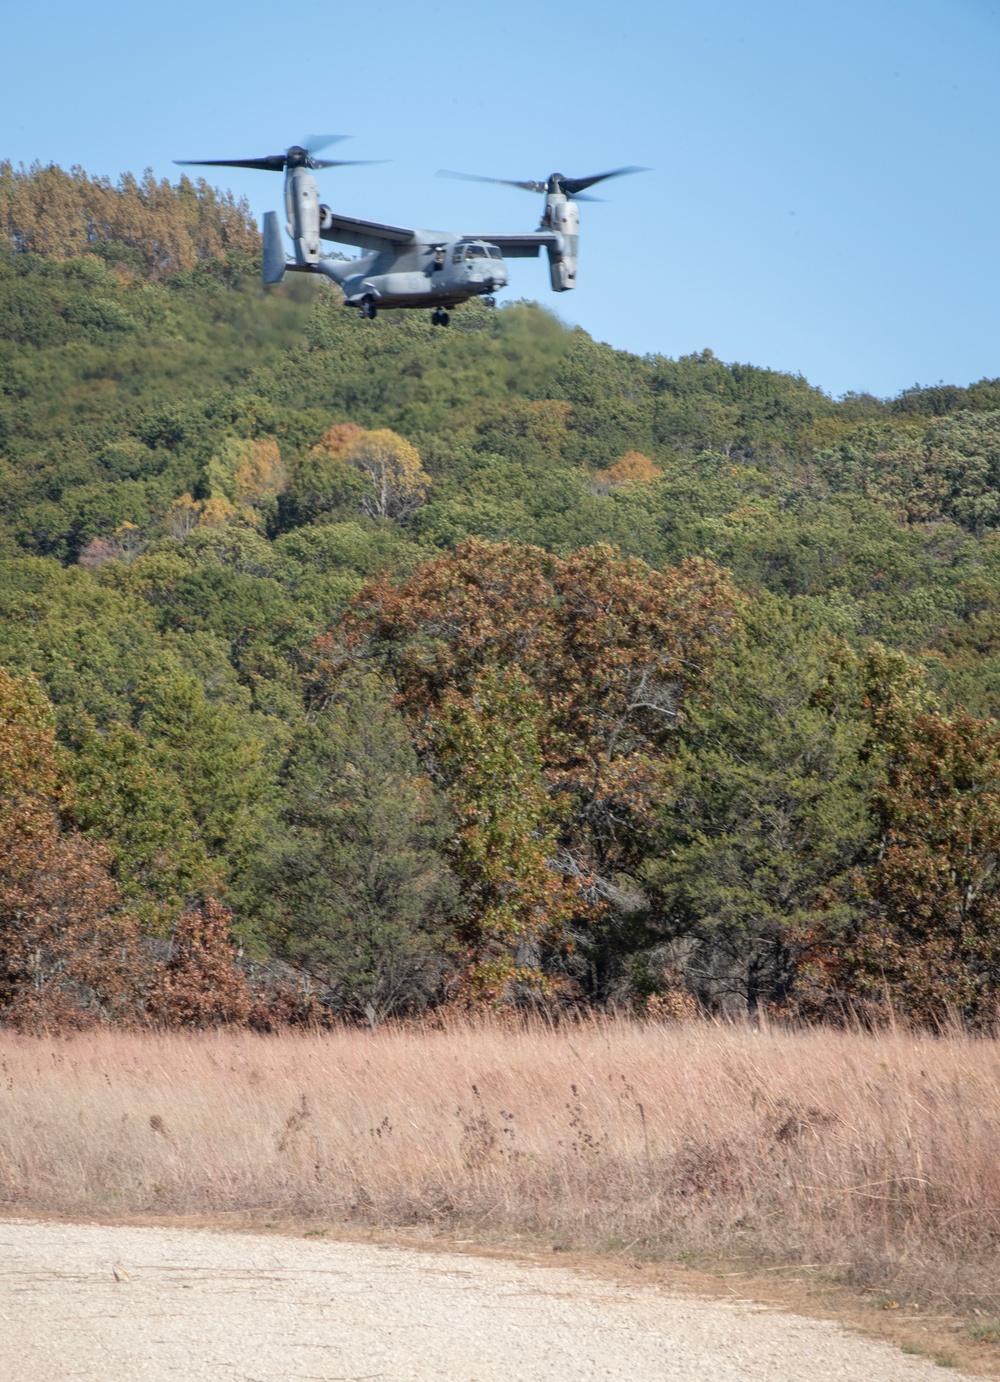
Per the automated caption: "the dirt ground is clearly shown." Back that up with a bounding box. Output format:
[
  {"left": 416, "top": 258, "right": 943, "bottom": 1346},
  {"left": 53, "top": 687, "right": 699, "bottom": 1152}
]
[{"left": 0, "top": 1218, "right": 985, "bottom": 1381}]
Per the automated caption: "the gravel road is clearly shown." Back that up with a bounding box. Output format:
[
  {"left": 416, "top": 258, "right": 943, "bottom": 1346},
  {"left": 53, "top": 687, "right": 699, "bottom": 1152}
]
[{"left": 0, "top": 1219, "right": 978, "bottom": 1381}]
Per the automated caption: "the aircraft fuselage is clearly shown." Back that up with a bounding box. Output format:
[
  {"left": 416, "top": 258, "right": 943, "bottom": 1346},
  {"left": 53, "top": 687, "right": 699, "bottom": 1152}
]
[{"left": 322, "top": 235, "right": 508, "bottom": 310}]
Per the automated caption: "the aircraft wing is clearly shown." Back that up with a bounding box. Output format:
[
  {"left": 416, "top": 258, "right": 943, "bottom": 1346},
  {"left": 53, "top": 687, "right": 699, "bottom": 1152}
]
[
  {"left": 320, "top": 212, "right": 416, "bottom": 251},
  {"left": 466, "top": 232, "right": 561, "bottom": 258}
]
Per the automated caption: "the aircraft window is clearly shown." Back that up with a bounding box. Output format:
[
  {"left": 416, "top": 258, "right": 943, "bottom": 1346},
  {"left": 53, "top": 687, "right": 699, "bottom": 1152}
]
[
  {"left": 452, "top": 246, "right": 465, "bottom": 262},
  {"left": 487, "top": 245, "right": 503, "bottom": 260},
  {"left": 467, "top": 244, "right": 487, "bottom": 257}
]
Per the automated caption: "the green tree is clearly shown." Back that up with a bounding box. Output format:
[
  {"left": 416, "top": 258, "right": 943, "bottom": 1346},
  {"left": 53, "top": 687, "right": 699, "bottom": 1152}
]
[
  {"left": 325, "top": 538, "right": 740, "bottom": 1001},
  {"left": 646, "top": 602, "right": 872, "bottom": 1013},
  {"left": 434, "top": 667, "right": 574, "bottom": 1001},
  {"left": 68, "top": 719, "right": 224, "bottom": 927},
  {"left": 258, "top": 673, "right": 457, "bottom": 1023},
  {"left": 810, "top": 648, "right": 1000, "bottom": 1024}
]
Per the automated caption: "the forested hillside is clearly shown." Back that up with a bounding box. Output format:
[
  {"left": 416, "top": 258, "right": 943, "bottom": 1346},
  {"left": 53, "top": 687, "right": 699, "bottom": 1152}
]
[{"left": 5, "top": 163, "right": 1000, "bottom": 1027}]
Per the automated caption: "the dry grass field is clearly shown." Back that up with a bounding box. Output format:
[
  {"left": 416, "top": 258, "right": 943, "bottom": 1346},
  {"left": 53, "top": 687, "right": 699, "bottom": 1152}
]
[{"left": 2, "top": 1018, "right": 1000, "bottom": 1317}]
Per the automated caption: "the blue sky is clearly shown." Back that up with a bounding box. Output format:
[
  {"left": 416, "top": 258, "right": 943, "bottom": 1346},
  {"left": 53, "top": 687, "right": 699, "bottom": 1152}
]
[{"left": 4, "top": 0, "right": 1000, "bottom": 398}]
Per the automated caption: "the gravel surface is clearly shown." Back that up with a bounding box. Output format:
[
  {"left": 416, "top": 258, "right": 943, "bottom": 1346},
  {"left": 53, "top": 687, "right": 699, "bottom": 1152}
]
[{"left": 0, "top": 1219, "right": 978, "bottom": 1381}]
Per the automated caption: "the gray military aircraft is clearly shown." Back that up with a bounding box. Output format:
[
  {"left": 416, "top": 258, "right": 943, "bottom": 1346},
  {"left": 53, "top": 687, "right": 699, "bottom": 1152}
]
[{"left": 176, "top": 140, "right": 645, "bottom": 325}]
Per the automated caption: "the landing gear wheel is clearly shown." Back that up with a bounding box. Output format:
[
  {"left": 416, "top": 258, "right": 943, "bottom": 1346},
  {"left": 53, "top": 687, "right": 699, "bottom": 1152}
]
[
  {"left": 431, "top": 308, "right": 445, "bottom": 326},
  {"left": 358, "top": 297, "right": 377, "bottom": 320},
  {"left": 438, "top": 310, "right": 450, "bottom": 326}
]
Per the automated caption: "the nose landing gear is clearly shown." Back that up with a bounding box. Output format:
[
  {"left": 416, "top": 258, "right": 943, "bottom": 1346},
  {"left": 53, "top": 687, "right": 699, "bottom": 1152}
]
[
  {"left": 358, "top": 296, "right": 377, "bottom": 320},
  {"left": 430, "top": 308, "right": 451, "bottom": 327}
]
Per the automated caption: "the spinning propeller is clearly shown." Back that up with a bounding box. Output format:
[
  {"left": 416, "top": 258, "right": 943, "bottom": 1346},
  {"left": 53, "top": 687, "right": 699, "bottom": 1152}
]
[
  {"left": 175, "top": 135, "right": 377, "bottom": 173},
  {"left": 438, "top": 165, "right": 647, "bottom": 202}
]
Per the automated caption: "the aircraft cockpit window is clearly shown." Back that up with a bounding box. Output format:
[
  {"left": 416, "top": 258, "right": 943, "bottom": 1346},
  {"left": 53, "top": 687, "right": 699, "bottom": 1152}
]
[
  {"left": 452, "top": 246, "right": 465, "bottom": 262},
  {"left": 487, "top": 245, "right": 503, "bottom": 260},
  {"left": 467, "top": 244, "right": 487, "bottom": 257}
]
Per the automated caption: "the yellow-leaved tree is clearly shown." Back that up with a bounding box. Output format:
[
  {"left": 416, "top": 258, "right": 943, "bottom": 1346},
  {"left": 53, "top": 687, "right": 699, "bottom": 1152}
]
[
  {"left": 341, "top": 429, "right": 431, "bottom": 520},
  {"left": 204, "top": 436, "right": 287, "bottom": 523}
]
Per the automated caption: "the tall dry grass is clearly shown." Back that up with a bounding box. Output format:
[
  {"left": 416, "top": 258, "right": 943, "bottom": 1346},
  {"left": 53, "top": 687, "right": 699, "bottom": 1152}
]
[{"left": 2, "top": 1019, "right": 1000, "bottom": 1309}]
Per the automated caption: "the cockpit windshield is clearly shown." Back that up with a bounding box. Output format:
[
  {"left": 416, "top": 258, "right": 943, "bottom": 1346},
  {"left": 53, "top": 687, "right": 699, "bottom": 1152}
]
[
  {"left": 466, "top": 244, "right": 487, "bottom": 258},
  {"left": 487, "top": 245, "right": 503, "bottom": 260}
]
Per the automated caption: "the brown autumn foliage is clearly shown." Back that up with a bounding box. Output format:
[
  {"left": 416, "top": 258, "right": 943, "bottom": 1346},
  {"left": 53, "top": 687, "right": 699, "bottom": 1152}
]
[
  {"left": 77, "top": 522, "right": 142, "bottom": 569},
  {"left": 313, "top": 540, "right": 741, "bottom": 995},
  {"left": 0, "top": 668, "right": 146, "bottom": 1030},
  {"left": 204, "top": 436, "right": 288, "bottom": 517},
  {"left": 77, "top": 536, "right": 121, "bottom": 570},
  {"left": 147, "top": 898, "right": 253, "bottom": 1029},
  {"left": 829, "top": 709, "right": 1000, "bottom": 1025},
  {"left": 332, "top": 539, "right": 740, "bottom": 866},
  {"left": 0, "top": 162, "right": 259, "bottom": 278},
  {"left": 0, "top": 670, "right": 309, "bottom": 1033}
]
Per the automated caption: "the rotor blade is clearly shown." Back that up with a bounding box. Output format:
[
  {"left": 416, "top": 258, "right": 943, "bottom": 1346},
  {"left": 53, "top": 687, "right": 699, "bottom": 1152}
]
[
  {"left": 301, "top": 134, "right": 349, "bottom": 153},
  {"left": 437, "top": 169, "right": 547, "bottom": 193},
  {"left": 561, "top": 166, "right": 648, "bottom": 195},
  {"left": 573, "top": 193, "right": 605, "bottom": 203},
  {"left": 310, "top": 158, "right": 385, "bottom": 170},
  {"left": 174, "top": 156, "right": 287, "bottom": 172}
]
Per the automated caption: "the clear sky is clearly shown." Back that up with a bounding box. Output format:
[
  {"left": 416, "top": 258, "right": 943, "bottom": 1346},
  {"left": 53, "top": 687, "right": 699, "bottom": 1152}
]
[{"left": 4, "top": 0, "right": 1000, "bottom": 399}]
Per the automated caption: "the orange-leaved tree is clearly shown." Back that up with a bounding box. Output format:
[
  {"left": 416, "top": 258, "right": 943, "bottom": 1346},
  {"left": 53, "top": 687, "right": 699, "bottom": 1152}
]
[
  {"left": 312, "top": 539, "right": 740, "bottom": 998},
  {"left": 312, "top": 423, "right": 366, "bottom": 456},
  {"left": 593, "top": 451, "right": 663, "bottom": 490}
]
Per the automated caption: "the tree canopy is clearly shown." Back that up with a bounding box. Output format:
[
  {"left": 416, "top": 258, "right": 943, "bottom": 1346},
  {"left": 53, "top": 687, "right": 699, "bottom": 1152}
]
[{"left": 5, "top": 161, "right": 1000, "bottom": 1022}]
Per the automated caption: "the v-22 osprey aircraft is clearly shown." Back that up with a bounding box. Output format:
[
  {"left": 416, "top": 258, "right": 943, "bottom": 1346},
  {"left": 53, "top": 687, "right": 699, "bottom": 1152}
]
[{"left": 176, "top": 139, "right": 645, "bottom": 324}]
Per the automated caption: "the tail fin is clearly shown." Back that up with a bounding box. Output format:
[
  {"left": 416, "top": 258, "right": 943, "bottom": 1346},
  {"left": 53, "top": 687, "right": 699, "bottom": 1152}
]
[{"left": 262, "top": 211, "right": 287, "bottom": 284}]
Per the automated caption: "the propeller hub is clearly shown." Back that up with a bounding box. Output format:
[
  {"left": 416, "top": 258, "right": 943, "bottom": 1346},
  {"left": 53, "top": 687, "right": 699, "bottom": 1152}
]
[
  {"left": 173, "top": 136, "right": 373, "bottom": 176},
  {"left": 438, "top": 165, "right": 648, "bottom": 198}
]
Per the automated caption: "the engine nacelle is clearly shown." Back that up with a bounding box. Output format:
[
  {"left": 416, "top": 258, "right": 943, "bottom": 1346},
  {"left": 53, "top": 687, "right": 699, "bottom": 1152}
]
[
  {"left": 285, "top": 165, "right": 321, "bottom": 265},
  {"left": 543, "top": 195, "right": 579, "bottom": 292},
  {"left": 261, "top": 211, "right": 287, "bottom": 284}
]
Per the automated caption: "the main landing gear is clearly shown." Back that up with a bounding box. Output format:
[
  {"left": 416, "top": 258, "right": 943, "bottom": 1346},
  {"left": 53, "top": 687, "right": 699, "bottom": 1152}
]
[
  {"left": 430, "top": 308, "right": 450, "bottom": 327},
  {"left": 358, "top": 297, "right": 377, "bottom": 320}
]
